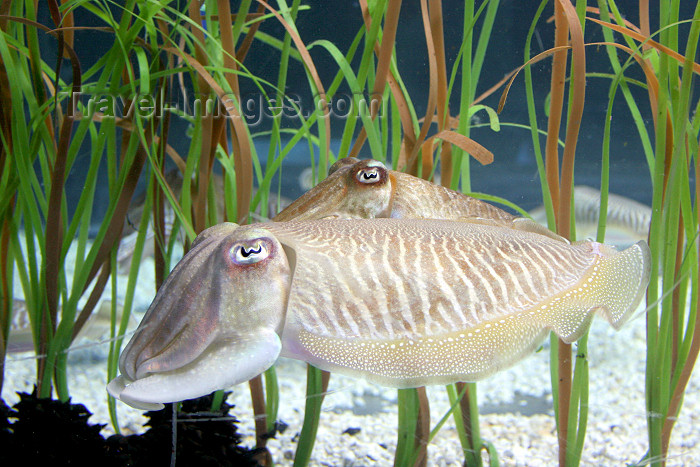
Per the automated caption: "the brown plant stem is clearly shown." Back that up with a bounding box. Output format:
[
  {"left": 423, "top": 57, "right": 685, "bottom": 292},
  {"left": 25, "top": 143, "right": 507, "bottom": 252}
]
[
  {"left": 249, "top": 374, "right": 269, "bottom": 450},
  {"left": 40, "top": 8, "right": 82, "bottom": 395},
  {"left": 546, "top": 13, "right": 569, "bottom": 462},
  {"left": 70, "top": 261, "right": 111, "bottom": 342},
  {"left": 556, "top": 2, "right": 587, "bottom": 465},
  {"left": 541, "top": 4, "right": 587, "bottom": 467},
  {"left": 545, "top": 1, "right": 567, "bottom": 221},
  {"left": 456, "top": 381, "right": 482, "bottom": 465},
  {"left": 59, "top": 0, "right": 74, "bottom": 58},
  {"left": 372, "top": 0, "right": 402, "bottom": 104},
  {"left": 406, "top": 0, "right": 437, "bottom": 174},
  {"left": 321, "top": 368, "right": 331, "bottom": 394},
  {"left": 218, "top": 0, "right": 239, "bottom": 97},
  {"left": 428, "top": 0, "right": 451, "bottom": 187},
  {"left": 216, "top": 0, "right": 253, "bottom": 223},
  {"left": 555, "top": 0, "right": 585, "bottom": 240},
  {"left": 555, "top": 1, "right": 587, "bottom": 462},
  {"left": 639, "top": 0, "right": 650, "bottom": 42},
  {"left": 545, "top": 1, "right": 579, "bottom": 465},
  {"left": 413, "top": 386, "right": 430, "bottom": 467}
]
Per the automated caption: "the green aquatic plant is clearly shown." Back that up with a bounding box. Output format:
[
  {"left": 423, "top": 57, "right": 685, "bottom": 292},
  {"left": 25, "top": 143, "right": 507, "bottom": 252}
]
[
  {"left": 511, "top": 1, "right": 700, "bottom": 465},
  {"left": 0, "top": 0, "right": 311, "bottom": 459},
  {"left": 0, "top": 0, "right": 164, "bottom": 401},
  {"left": 0, "top": 0, "right": 269, "bottom": 440},
  {"left": 590, "top": 3, "right": 700, "bottom": 465}
]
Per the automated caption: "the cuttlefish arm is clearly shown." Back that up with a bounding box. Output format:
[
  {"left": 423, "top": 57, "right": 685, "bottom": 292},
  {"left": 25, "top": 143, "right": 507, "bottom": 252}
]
[
  {"left": 274, "top": 158, "right": 562, "bottom": 241},
  {"left": 108, "top": 223, "right": 291, "bottom": 409}
]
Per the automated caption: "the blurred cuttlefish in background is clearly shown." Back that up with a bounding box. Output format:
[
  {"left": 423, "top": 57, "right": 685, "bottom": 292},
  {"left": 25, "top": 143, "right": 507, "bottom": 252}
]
[
  {"left": 529, "top": 185, "right": 651, "bottom": 248},
  {"left": 109, "top": 218, "right": 650, "bottom": 409}
]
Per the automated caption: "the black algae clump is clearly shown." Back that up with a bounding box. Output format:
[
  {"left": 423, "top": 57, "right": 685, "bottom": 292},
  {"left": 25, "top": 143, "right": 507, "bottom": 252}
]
[
  {"left": 105, "top": 392, "right": 265, "bottom": 466},
  {"left": 0, "top": 389, "right": 263, "bottom": 466},
  {"left": 1, "top": 390, "right": 105, "bottom": 464}
]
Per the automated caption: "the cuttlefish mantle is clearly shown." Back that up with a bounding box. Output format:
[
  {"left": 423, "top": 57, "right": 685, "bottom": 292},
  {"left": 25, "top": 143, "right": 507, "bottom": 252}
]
[{"left": 108, "top": 218, "right": 650, "bottom": 410}]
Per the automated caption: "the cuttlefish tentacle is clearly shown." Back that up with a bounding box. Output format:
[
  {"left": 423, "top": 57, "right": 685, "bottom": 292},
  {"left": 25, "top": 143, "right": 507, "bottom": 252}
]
[
  {"left": 109, "top": 218, "right": 650, "bottom": 408},
  {"left": 108, "top": 332, "right": 281, "bottom": 411},
  {"left": 119, "top": 226, "right": 230, "bottom": 380}
]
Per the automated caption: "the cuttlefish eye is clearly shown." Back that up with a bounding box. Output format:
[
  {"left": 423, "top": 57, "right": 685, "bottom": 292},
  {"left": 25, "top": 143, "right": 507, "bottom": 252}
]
[
  {"left": 231, "top": 239, "right": 270, "bottom": 265},
  {"left": 356, "top": 162, "right": 387, "bottom": 184}
]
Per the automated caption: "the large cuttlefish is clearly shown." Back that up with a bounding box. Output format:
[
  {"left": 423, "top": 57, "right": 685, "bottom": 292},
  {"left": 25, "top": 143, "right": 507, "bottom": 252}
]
[{"left": 108, "top": 218, "right": 650, "bottom": 410}]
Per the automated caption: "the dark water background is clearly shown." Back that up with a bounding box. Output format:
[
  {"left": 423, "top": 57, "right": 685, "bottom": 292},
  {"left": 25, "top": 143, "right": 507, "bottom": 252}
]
[{"left": 35, "top": 1, "right": 696, "bottom": 225}]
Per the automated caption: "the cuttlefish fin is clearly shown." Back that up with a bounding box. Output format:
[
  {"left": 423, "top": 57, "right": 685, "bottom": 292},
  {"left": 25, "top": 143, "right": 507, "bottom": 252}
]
[
  {"left": 108, "top": 329, "right": 281, "bottom": 410},
  {"left": 539, "top": 240, "right": 651, "bottom": 343},
  {"left": 456, "top": 217, "right": 568, "bottom": 243},
  {"left": 511, "top": 218, "right": 569, "bottom": 242},
  {"left": 287, "top": 317, "right": 549, "bottom": 388}
]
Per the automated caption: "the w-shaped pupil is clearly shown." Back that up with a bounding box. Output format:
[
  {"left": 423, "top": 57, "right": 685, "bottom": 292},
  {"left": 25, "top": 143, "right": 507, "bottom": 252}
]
[
  {"left": 241, "top": 244, "right": 262, "bottom": 257},
  {"left": 363, "top": 171, "right": 378, "bottom": 179}
]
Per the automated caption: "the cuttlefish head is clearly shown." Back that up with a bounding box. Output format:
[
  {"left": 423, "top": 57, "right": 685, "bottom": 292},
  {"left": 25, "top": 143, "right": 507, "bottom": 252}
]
[
  {"left": 273, "top": 157, "right": 395, "bottom": 221},
  {"left": 107, "top": 222, "right": 291, "bottom": 410}
]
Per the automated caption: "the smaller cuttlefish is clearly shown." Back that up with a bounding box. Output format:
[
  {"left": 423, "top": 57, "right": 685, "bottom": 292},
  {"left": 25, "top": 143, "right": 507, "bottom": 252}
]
[
  {"left": 274, "top": 157, "right": 561, "bottom": 240},
  {"left": 108, "top": 218, "right": 650, "bottom": 410}
]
